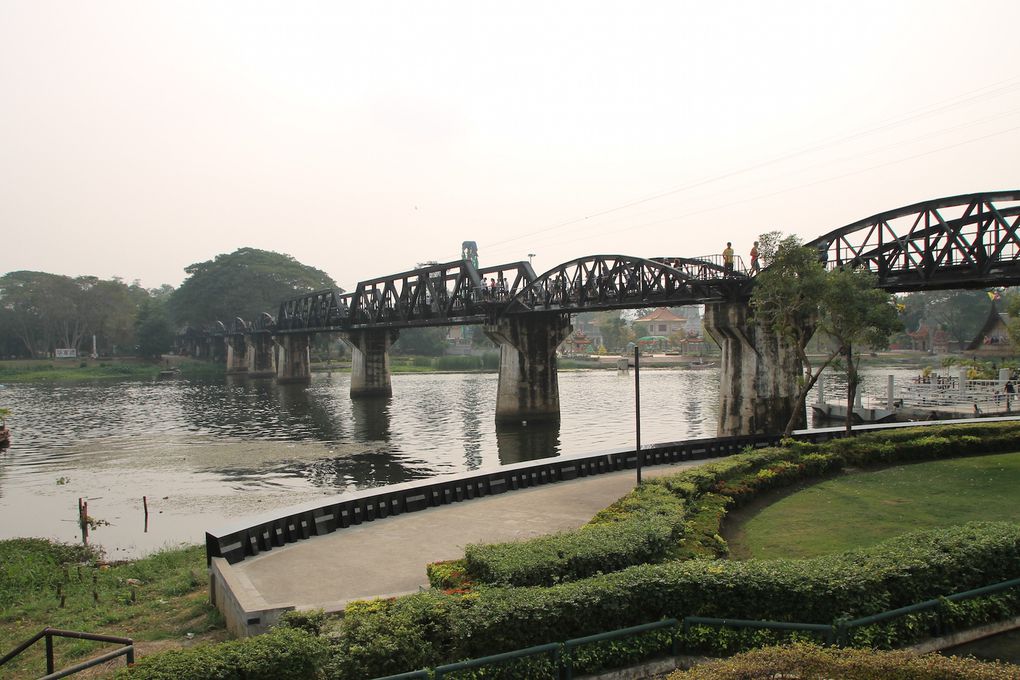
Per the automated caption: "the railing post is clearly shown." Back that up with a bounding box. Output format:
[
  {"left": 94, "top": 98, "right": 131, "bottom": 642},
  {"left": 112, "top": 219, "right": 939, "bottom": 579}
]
[
  {"left": 45, "top": 631, "right": 54, "bottom": 675},
  {"left": 834, "top": 618, "right": 849, "bottom": 647},
  {"left": 127, "top": 644, "right": 135, "bottom": 666}
]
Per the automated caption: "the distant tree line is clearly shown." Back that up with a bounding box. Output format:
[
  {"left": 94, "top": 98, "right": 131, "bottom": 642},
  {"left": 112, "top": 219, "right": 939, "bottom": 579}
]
[{"left": 0, "top": 247, "right": 336, "bottom": 360}]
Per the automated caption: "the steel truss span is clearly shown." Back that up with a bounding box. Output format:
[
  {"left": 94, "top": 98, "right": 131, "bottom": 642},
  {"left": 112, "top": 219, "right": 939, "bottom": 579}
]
[
  {"left": 504, "top": 255, "right": 747, "bottom": 315},
  {"left": 807, "top": 190, "right": 1020, "bottom": 292}
]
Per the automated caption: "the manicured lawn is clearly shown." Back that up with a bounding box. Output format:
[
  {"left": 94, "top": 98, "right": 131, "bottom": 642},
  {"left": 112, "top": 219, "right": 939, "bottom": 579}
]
[{"left": 729, "top": 451, "right": 1020, "bottom": 559}]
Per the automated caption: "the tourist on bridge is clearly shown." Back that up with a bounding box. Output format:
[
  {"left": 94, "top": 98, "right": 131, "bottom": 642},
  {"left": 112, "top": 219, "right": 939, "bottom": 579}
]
[
  {"left": 749, "top": 241, "right": 760, "bottom": 274},
  {"left": 723, "top": 242, "right": 734, "bottom": 275}
]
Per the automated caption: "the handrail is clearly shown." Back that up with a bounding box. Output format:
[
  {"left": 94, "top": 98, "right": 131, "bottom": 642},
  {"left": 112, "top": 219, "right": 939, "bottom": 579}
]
[
  {"left": 684, "top": 615, "right": 835, "bottom": 643},
  {"left": 0, "top": 627, "right": 134, "bottom": 678},
  {"left": 368, "top": 576, "right": 1020, "bottom": 680},
  {"left": 433, "top": 642, "right": 560, "bottom": 678},
  {"left": 563, "top": 619, "right": 678, "bottom": 680}
]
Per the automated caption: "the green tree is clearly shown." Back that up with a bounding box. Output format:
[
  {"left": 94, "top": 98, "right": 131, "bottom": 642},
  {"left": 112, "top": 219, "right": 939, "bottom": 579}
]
[
  {"left": 818, "top": 268, "right": 903, "bottom": 434},
  {"left": 901, "top": 290, "right": 990, "bottom": 348},
  {"left": 135, "top": 298, "right": 174, "bottom": 359},
  {"left": 167, "top": 248, "right": 337, "bottom": 329},
  {"left": 392, "top": 327, "right": 448, "bottom": 356},
  {"left": 751, "top": 235, "right": 900, "bottom": 435},
  {"left": 594, "top": 312, "right": 630, "bottom": 351}
]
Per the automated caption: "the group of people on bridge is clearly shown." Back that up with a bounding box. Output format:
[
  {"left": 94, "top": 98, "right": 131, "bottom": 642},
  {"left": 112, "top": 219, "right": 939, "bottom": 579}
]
[{"left": 722, "top": 241, "right": 760, "bottom": 275}]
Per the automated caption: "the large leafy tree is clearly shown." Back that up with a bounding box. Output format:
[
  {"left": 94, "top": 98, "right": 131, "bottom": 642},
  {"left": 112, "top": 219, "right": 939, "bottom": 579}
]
[
  {"left": 0, "top": 271, "right": 160, "bottom": 356},
  {"left": 751, "top": 235, "right": 901, "bottom": 435},
  {"left": 135, "top": 298, "right": 175, "bottom": 359},
  {"left": 818, "top": 268, "right": 902, "bottom": 434},
  {"left": 167, "top": 248, "right": 338, "bottom": 329},
  {"left": 900, "top": 290, "right": 990, "bottom": 348}
]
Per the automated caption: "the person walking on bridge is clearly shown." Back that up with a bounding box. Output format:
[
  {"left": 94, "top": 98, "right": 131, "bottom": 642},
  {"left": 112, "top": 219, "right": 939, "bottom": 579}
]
[
  {"left": 749, "top": 241, "right": 760, "bottom": 274},
  {"left": 722, "top": 242, "right": 734, "bottom": 275}
]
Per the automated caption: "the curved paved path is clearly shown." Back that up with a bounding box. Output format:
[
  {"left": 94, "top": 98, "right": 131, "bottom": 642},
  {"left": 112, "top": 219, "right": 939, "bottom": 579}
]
[{"left": 235, "top": 461, "right": 702, "bottom": 611}]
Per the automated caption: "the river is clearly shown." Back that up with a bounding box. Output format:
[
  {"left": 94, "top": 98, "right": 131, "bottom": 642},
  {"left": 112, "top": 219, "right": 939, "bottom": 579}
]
[{"left": 0, "top": 366, "right": 915, "bottom": 558}]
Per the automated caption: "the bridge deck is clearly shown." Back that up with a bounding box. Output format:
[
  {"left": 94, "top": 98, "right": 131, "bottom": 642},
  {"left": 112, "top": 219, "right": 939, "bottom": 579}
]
[{"left": 229, "top": 460, "right": 701, "bottom": 614}]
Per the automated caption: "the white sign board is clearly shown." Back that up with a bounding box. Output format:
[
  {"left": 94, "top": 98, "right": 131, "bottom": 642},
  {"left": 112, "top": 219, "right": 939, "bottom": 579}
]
[{"left": 55, "top": 348, "right": 77, "bottom": 359}]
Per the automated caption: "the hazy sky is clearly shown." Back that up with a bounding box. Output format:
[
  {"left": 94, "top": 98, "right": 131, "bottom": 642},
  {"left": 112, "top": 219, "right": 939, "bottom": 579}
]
[{"left": 3, "top": 1, "right": 1019, "bottom": 290}]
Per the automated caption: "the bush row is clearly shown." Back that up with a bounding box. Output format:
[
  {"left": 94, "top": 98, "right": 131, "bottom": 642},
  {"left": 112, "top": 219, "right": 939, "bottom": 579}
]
[
  {"left": 331, "top": 522, "right": 1020, "bottom": 678},
  {"left": 456, "top": 422, "right": 1020, "bottom": 589},
  {"left": 119, "top": 626, "right": 327, "bottom": 679},
  {"left": 669, "top": 641, "right": 1020, "bottom": 680}
]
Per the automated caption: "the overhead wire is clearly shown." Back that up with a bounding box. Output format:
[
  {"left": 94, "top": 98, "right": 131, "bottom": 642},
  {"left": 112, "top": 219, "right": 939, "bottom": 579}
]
[{"left": 483, "top": 77, "right": 1020, "bottom": 259}]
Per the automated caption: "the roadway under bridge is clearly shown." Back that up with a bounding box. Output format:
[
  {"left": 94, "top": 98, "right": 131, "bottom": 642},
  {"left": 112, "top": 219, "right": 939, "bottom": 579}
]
[{"left": 178, "top": 190, "right": 1020, "bottom": 436}]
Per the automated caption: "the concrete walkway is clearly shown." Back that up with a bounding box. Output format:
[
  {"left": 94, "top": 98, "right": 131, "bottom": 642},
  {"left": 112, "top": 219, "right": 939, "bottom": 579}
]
[{"left": 235, "top": 461, "right": 702, "bottom": 611}]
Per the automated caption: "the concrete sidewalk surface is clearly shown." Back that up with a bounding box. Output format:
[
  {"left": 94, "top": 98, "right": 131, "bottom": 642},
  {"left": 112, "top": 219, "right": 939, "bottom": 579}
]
[{"left": 235, "top": 460, "right": 702, "bottom": 611}]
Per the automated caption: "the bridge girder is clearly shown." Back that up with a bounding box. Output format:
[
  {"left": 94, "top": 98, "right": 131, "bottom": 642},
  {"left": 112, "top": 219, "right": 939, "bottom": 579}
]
[
  {"left": 808, "top": 190, "right": 1020, "bottom": 292},
  {"left": 502, "top": 254, "right": 750, "bottom": 316}
]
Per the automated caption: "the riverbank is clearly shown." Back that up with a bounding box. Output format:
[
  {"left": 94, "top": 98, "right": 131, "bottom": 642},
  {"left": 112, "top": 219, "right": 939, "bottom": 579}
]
[
  {"left": 0, "top": 539, "right": 221, "bottom": 679},
  {"left": 0, "top": 358, "right": 224, "bottom": 383}
]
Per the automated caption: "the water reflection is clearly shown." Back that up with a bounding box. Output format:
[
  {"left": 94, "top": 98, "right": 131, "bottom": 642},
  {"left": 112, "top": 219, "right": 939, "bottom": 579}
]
[
  {"left": 351, "top": 397, "right": 392, "bottom": 441},
  {"left": 496, "top": 422, "right": 562, "bottom": 465}
]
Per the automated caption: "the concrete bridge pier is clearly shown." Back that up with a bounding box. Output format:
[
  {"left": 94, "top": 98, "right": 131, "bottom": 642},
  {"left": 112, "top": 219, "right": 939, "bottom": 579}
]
[
  {"left": 484, "top": 312, "right": 572, "bottom": 425},
  {"left": 225, "top": 335, "right": 248, "bottom": 375},
  {"left": 246, "top": 333, "right": 276, "bottom": 378},
  {"left": 704, "top": 301, "right": 803, "bottom": 436},
  {"left": 274, "top": 333, "right": 312, "bottom": 384},
  {"left": 343, "top": 329, "right": 399, "bottom": 398}
]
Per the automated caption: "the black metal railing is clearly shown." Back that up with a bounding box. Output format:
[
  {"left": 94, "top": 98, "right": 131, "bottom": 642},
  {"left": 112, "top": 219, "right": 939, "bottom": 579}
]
[{"left": 0, "top": 627, "right": 134, "bottom": 679}]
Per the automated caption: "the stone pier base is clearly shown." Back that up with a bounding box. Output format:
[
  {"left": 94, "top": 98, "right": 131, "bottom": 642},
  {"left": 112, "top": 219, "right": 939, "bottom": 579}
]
[
  {"left": 274, "top": 333, "right": 311, "bottom": 384},
  {"left": 704, "top": 301, "right": 803, "bottom": 436},
  {"left": 484, "top": 312, "right": 572, "bottom": 425},
  {"left": 344, "top": 329, "right": 399, "bottom": 398},
  {"left": 246, "top": 333, "right": 276, "bottom": 378},
  {"left": 225, "top": 335, "right": 248, "bottom": 375}
]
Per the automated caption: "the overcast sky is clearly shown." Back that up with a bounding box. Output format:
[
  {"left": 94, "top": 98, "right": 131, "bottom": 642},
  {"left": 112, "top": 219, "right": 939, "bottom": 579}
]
[{"left": 2, "top": 1, "right": 1019, "bottom": 290}]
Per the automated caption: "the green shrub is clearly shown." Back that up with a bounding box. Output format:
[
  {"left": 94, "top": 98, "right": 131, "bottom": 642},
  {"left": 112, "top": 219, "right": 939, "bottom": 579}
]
[
  {"left": 328, "top": 523, "right": 1020, "bottom": 677},
  {"left": 668, "top": 641, "right": 1020, "bottom": 679},
  {"left": 279, "top": 608, "right": 328, "bottom": 636},
  {"left": 465, "top": 515, "right": 683, "bottom": 587},
  {"left": 118, "top": 626, "right": 327, "bottom": 679}
]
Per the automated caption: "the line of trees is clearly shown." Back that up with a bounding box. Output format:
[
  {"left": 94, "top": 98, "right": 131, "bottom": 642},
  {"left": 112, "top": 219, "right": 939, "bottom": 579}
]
[{"left": 0, "top": 247, "right": 337, "bottom": 361}]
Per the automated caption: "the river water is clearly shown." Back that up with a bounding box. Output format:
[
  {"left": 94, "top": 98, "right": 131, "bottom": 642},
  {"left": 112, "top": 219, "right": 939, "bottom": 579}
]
[{"left": 0, "top": 366, "right": 915, "bottom": 558}]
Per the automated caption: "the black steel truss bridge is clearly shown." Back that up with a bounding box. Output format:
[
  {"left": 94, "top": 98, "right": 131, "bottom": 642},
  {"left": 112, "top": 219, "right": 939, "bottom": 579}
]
[{"left": 209, "top": 190, "right": 1020, "bottom": 336}]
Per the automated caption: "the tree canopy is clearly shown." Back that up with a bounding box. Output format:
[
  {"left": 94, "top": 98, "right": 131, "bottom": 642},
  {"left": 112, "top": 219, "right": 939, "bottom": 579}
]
[
  {"left": 167, "top": 248, "right": 338, "bottom": 329},
  {"left": 751, "top": 235, "right": 901, "bottom": 435},
  {"left": 0, "top": 271, "right": 153, "bottom": 357}
]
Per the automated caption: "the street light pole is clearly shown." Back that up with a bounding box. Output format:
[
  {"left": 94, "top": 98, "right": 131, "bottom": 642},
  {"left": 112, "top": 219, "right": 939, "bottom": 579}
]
[{"left": 634, "top": 346, "right": 642, "bottom": 485}]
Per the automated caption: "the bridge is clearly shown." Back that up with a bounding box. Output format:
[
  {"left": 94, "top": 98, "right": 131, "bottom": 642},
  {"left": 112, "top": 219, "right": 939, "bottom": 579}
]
[{"left": 180, "top": 190, "right": 1020, "bottom": 435}]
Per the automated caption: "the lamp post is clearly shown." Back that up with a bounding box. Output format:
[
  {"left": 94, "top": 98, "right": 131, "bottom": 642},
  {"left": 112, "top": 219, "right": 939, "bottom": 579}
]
[
  {"left": 634, "top": 346, "right": 642, "bottom": 484},
  {"left": 528, "top": 253, "right": 536, "bottom": 265}
]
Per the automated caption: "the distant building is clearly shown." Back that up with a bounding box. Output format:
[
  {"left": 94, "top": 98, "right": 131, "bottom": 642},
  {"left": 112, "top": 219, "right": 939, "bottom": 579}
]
[{"left": 635, "top": 307, "right": 688, "bottom": 336}]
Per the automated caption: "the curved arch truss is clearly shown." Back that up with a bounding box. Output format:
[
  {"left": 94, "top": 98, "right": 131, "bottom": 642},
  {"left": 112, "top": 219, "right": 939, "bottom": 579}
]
[
  {"left": 808, "top": 190, "right": 1020, "bottom": 292},
  {"left": 505, "top": 255, "right": 745, "bottom": 315}
]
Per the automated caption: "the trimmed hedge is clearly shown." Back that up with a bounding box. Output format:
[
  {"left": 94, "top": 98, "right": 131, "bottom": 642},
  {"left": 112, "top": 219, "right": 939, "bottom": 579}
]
[
  {"left": 117, "top": 627, "right": 327, "bottom": 680},
  {"left": 668, "top": 641, "right": 1020, "bottom": 679},
  {"left": 454, "top": 422, "right": 1020, "bottom": 589},
  {"left": 332, "top": 522, "right": 1020, "bottom": 677}
]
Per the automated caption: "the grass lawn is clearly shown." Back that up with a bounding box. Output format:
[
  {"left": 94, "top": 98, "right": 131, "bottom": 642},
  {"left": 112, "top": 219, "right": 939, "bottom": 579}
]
[
  {"left": 0, "top": 539, "right": 223, "bottom": 679},
  {"left": 728, "top": 451, "right": 1020, "bottom": 560}
]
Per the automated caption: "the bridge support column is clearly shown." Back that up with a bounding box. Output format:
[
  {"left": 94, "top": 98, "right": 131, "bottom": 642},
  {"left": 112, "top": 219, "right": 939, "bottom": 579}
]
[
  {"left": 246, "top": 333, "right": 276, "bottom": 378},
  {"left": 274, "top": 333, "right": 311, "bottom": 384},
  {"left": 704, "top": 301, "right": 803, "bottom": 436},
  {"left": 225, "top": 335, "right": 248, "bottom": 374},
  {"left": 210, "top": 337, "right": 226, "bottom": 363},
  {"left": 484, "top": 312, "right": 572, "bottom": 425},
  {"left": 343, "top": 329, "right": 399, "bottom": 398}
]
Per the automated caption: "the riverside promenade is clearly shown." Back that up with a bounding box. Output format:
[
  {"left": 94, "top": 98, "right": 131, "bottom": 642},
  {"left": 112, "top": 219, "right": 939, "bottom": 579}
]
[{"left": 212, "top": 459, "right": 704, "bottom": 636}]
